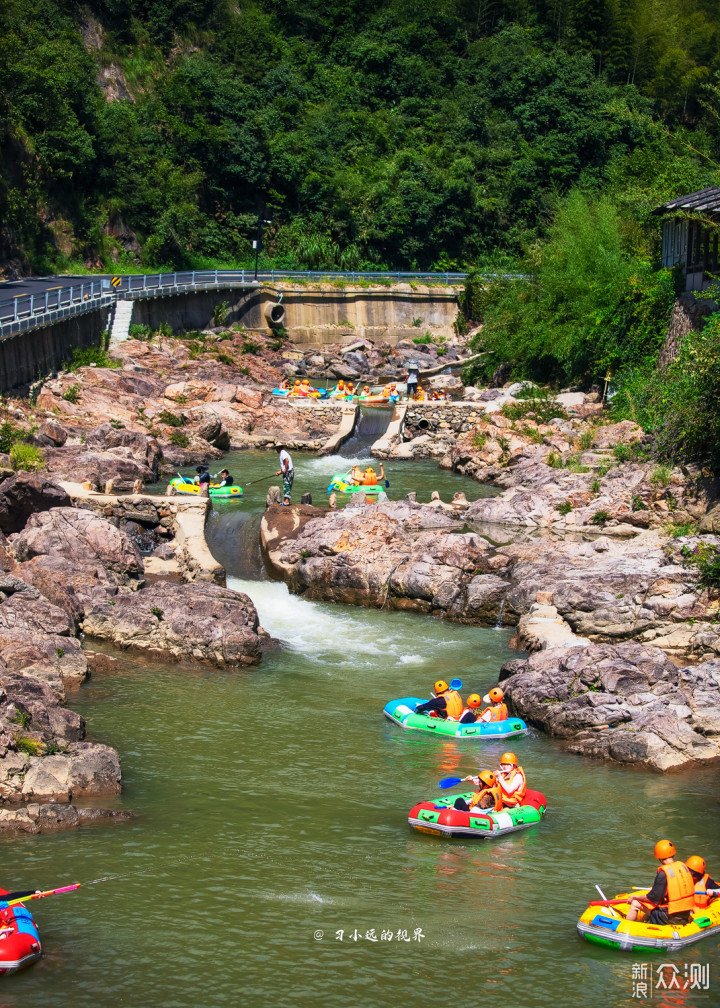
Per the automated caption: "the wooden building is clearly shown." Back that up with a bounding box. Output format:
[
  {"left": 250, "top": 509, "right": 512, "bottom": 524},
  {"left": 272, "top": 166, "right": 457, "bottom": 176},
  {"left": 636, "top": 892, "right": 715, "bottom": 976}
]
[{"left": 655, "top": 187, "right": 720, "bottom": 292}]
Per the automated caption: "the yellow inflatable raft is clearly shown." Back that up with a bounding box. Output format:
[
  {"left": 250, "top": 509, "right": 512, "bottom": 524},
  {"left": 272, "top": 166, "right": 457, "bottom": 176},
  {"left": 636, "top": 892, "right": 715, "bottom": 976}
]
[{"left": 577, "top": 890, "right": 720, "bottom": 951}]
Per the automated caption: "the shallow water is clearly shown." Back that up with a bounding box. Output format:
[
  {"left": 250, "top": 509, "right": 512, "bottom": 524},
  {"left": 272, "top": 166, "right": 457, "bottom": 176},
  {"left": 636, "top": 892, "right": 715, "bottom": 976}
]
[{"left": 3, "top": 456, "right": 718, "bottom": 1006}]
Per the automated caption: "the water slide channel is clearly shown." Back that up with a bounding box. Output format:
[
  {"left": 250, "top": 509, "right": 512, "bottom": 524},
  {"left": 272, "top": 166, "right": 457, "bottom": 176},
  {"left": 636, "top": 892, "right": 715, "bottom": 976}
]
[{"left": 5, "top": 434, "right": 718, "bottom": 1007}]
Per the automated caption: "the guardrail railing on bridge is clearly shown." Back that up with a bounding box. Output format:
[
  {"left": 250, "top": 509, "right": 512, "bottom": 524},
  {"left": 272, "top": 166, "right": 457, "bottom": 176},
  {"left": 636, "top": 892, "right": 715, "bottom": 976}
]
[{"left": 0, "top": 269, "right": 473, "bottom": 341}]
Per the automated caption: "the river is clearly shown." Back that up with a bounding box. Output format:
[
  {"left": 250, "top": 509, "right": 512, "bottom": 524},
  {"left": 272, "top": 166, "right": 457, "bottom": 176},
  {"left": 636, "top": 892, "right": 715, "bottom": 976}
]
[{"left": 2, "top": 444, "right": 718, "bottom": 1007}]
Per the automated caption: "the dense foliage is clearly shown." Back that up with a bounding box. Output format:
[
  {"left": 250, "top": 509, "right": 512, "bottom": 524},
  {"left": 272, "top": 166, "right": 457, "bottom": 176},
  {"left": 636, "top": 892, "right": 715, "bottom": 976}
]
[{"left": 1, "top": 0, "right": 720, "bottom": 271}]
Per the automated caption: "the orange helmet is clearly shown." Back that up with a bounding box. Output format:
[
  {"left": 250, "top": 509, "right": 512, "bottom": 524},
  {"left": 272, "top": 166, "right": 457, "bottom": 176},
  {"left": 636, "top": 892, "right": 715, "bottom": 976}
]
[
  {"left": 499, "top": 752, "right": 517, "bottom": 766},
  {"left": 434, "top": 680, "right": 449, "bottom": 695},
  {"left": 686, "top": 855, "right": 706, "bottom": 874},
  {"left": 477, "top": 771, "right": 497, "bottom": 787},
  {"left": 338, "top": 380, "right": 345, "bottom": 387},
  {"left": 301, "top": 378, "right": 309, "bottom": 384},
  {"left": 466, "top": 694, "right": 482, "bottom": 709},
  {"left": 654, "top": 840, "right": 676, "bottom": 860},
  {"left": 294, "top": 379, "right": 301, "bottom": 385},
  {"left": 484, "top": 687, "right": 504, "bottom": 703}
]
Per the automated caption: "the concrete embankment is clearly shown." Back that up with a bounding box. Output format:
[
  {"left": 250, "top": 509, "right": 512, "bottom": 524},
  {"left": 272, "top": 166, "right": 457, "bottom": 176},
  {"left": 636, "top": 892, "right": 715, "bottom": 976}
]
[{"left": 59, "top": 482, "right": 225, "bottom": 584}]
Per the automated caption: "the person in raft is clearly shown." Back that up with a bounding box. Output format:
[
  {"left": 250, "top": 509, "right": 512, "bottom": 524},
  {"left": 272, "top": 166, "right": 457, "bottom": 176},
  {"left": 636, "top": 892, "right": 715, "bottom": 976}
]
[
  {"left": 627, "top": 841, "right": 706, "bottom": 925},
  {"left": 414, "top": 680, "right": 463, "bottom": 720},
  {"left": 217, "top": 469, "right": 234, "bottom": 488},
  {"left": 495, "top": 752, "right": 527, "bottom": 807},
  {"left": 276, "top": 446, "right": 294, "bottom": 505},
  {"left": 686, "top": 856, "right": 720, "bottom": 908},
  {"left": 454, "top": 687, "right": 508, "bottom": 724},
  {"left": 331, "top": 379, "right": 346, "bottom": 397},
  {"left": 453, "top": 771, "right": 504, "bottom": 813},
  {"left": 194, "top": 465, "right": 210, "bottom": 486}
]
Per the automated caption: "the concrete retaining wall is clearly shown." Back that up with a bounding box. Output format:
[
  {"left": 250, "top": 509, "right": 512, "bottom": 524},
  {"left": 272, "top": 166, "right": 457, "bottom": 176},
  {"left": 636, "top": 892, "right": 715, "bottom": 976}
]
[
  {"left": 404, "top": 402, "right": 487, "bottom": 437},
  {"left": 0, "top": 308, "right": 108, "bottom": 392}
]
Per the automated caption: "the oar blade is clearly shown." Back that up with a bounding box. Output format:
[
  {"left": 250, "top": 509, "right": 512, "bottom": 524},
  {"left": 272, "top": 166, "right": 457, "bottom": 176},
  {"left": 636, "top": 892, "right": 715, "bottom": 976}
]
[{"left": 438, "top": 776, "right": 463, "bottom": 789}]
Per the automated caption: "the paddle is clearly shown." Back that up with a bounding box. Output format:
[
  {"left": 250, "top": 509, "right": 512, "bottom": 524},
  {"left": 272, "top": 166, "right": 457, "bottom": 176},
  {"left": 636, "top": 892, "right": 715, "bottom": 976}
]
[
  {"left": 176, "top": 471, "right": 194, "bottom": 484},
  {"left": 4, "top": 883, "right": 81, "bottom": 908},
  {"left": 588, "top": 897, "right": 653, "bottom": 908},
  {"left": 438, "top": 777, "right": 464, "bottom": 789},
  {"left": 243, "top": 474, "right": 279, "bottom": 488}
]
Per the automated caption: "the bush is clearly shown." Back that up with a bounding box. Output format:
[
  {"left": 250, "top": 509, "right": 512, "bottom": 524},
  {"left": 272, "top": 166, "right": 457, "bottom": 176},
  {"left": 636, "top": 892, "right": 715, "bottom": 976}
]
[
  {"left": 0, "top": 421, "right": 26, "bottom": 453},
  {"left": 241, "top": 340, "right": 261, "bottom": 355},
  {"left": 62, "top": 384, "right": 81, "bottom": 403},
  {"left": 128, "top": 324, "right": 153, "bottom": 341},
  {"left": 67, "top": 347, "right": 120, "bottom": 369},
  {"left": 10, "top": 442, "right": 44, "bottom": 471},
  {"left": 651, "top": 465, "right": 671, "bottom": 488},
  {"left": 412, "top": 333, "right": 433, "bottom": 344},
  {"left": 592, "top": 509, "right": 611, "bottom": 525},
  {"left": 556, "top": 500, "right": 572, "bottom": 514},
  {"left": 547, "top": 452, "right": 563, "bottom": 468},
  {"left": 681, "top": 542, "right": 720, "bottom": 593},
  {"left": 631, "top": 494, "right": 646, "bottom": 510},
  {"left": 169, "top": 431, "right": 189, "bottom": 447},
  {"left": 579, "top": 430, "right": 594, "bottom": 450},
  {"left": 472, "top": 432, "right": 488, "bottom": 449},
  {"left": 502, "top": 388, "right": 566, "bottom": 425},
  {"left": 212, "top": 301, "right": 230, "bottom": 326},
  {"left": 613, "top": 442, "right": 632, "bottom": 462},
  {"left": 216, "top": 352, "right": 234, "bottom": 365},
  {"left": 157, "top": 409, "right": 183, "bottom": 427}
]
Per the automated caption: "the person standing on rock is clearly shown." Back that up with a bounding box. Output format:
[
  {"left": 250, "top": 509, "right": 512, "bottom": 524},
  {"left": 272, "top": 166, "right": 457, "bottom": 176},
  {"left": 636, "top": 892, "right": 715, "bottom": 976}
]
[
  {"left": 276, "top": 446, "right": 294, "bottom": 505},
  {"left": 404, "top": 361, "right": 419, "bottom": 401}
]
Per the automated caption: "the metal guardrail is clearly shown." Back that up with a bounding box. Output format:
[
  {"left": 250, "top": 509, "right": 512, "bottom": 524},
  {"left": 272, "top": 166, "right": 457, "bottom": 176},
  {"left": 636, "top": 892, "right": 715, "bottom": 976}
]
[{"left": 0, "top": 269, "right": 472, "bottom": 340}]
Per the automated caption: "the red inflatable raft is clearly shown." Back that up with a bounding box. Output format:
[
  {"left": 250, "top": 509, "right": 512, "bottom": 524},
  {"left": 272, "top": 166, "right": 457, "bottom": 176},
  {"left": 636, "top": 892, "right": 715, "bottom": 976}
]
[
  {"left": 0, "top": 890, "right": 42, "bottom": 975},
  {"left": 409, "top": 789, "right": 547, "bottom": 839}
]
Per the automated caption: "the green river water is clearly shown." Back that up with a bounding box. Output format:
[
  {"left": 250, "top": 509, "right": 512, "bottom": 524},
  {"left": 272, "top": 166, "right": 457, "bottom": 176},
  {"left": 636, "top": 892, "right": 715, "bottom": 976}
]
[{"left": 2, "top": 440, "right": 718, "bottom": 1007}]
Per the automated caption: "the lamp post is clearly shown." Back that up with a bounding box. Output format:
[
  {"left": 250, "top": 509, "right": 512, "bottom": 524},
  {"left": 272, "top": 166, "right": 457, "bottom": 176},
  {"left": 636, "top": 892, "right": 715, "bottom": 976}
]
[{"left": 253, "top": 213, "right": 272, "bottom": 281}]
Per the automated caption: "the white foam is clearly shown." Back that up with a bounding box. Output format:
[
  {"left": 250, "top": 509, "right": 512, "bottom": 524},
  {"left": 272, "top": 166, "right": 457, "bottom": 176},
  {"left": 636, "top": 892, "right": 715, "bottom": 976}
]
[{"left": 399, "top": 654, "right": 424, "bottom": 664}]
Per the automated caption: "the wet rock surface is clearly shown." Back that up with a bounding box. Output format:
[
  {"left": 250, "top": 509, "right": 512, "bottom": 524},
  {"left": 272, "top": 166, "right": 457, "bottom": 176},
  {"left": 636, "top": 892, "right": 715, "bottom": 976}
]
[
  {"left": 499, "top": 643, "right": 720, "bottom": 772},
  {"left": 83, "top": 581, "right": 262, "bottom": 666}
]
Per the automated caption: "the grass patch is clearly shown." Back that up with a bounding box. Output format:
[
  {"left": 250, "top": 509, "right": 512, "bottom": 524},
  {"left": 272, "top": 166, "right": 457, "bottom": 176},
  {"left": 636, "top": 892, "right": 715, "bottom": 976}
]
[
  {"left": 556, "top": 500, "right": 572, "bottom": 514},
  {"left": 157, "top": 409, "right": 184, "bottom": 427},
  {"left": 10, "top": 442, "right": 44, "bottom": 471},
  {"left": 591, "top": 509, "right": 611, "bottom": 525},
  {"left": 169, "top": 431, "right": 189, "bottom": 447},
  {"left": 62, "top": 384, "right": 81, "bottom": 403}
]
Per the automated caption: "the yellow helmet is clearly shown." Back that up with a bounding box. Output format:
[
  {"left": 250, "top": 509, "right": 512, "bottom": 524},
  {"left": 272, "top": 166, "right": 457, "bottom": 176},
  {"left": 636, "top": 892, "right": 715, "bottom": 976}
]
[
  {"left": 499, "top": 752, "right": 517, "bottom": 767},
  {"left": 434, "top": 680, "right": 449, "bottom": 694},
  {"left": 477, "top": 771, "right": 497, "bottom": 787}
]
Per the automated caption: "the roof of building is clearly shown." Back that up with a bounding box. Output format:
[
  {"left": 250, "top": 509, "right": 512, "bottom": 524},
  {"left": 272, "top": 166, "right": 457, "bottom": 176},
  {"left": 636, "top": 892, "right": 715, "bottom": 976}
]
[{"left": 654, "top": 187, "right": 720, "bottom": 215}]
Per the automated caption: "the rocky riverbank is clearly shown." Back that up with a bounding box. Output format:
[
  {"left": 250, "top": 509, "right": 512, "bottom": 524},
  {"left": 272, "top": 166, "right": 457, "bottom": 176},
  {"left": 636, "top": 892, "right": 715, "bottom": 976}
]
[{"left": 0, "top": 468, "right": 266, "bottom": 833}]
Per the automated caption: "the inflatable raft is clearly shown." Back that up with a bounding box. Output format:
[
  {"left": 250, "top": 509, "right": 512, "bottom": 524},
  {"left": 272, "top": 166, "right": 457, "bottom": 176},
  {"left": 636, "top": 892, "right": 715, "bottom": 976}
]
[
  {"left": 577, "top": 892, "right": 720, "bottom": 951},
  {"left": 328, "top": 474, "right": 384, "bottom": 495},
  {"left": 384, "top": 697, "right": 528, "bottom": 739},
  {"left": 409, "top": 789, "right": 546, "bottom": 839},
  {"left": 0, "top": 894, "right": 42, "bottom": 975},
  {"left": 169, "top": 478, "right": 243, "bottom": 499}
]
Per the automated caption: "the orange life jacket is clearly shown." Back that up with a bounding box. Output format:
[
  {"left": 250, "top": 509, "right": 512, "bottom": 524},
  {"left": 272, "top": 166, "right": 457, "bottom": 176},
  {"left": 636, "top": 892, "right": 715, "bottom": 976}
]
[
  {"left": 658, "top": 862, "right": 696, "bottom": 915},
  {"left": 497, "top": 766, "right": 527, "bottom": 806},
  {"left": 693, "top": 873, "right": 711, "bottom": 909},
  {"left": 382, "top": 385, "right": 391, "bottom": 397},
  {"left": 364, "top": 472, "right": 378, "bottom": 486},
  {"left": 469, "top": 785, "right": 503, "bottom": 813},
  {"left": 441, "top": 689, "right": 463, "bottom": 719},
  {"left": 481, "top": 702, "right": 509, "bottom": 722}
]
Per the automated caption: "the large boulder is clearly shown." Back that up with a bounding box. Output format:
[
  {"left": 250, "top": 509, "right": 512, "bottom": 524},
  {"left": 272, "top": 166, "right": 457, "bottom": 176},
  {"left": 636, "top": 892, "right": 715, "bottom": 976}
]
[
  {"left": 0, "top": 473, "right": 72, "bottom": 534},
  {"left": 0, "top": 577, "right": 87, "bottom": 691},
  {"left": 500, "top": 643, "right": 720, "bottom": 771},
  {"left": 11, "top": 508, "right": 143, "bottom": 582},
  {"left": 13, "top": 555, "right": 124, "bottom": 623},
  {"left": 83, "top": 581, "right": 262, "bottom": 666}
]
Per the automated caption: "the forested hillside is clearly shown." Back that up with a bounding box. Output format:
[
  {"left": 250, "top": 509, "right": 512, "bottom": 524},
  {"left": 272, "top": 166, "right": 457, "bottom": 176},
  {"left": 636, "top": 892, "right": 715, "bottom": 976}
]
[{"left": 1, "top": 0, "right": 719, "bottom": 274}]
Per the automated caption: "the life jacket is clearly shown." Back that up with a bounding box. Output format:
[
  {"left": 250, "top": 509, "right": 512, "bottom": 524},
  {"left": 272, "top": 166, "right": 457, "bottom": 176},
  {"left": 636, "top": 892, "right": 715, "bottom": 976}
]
[
  {"left": 441, "top": 689, "right": 463, "bottom": 719},
  {"left": 693, "top": 873, "right": 711, "bottom": 909},
  {"left": 497, "top": 766, "right": 527, "bottom": 806},
  {"left": 382, "top": 385, "right": 391, "bottom": 397},
  {"left": 658, "top": 862, "right": 696, "bottom": 914},
  {"left": 364, "top": 472, "right": 378, "bottom": 486},
  {"left": 481, "top": 702, "right": 508, "bottom": 722},
  {"left": 469, "top": 785, "right": 503, "bottom": 813}
]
